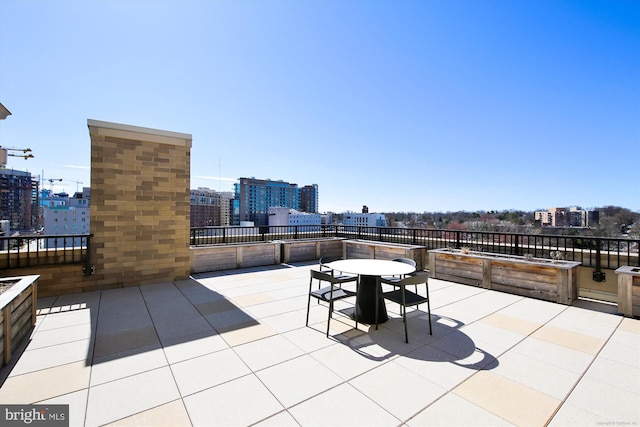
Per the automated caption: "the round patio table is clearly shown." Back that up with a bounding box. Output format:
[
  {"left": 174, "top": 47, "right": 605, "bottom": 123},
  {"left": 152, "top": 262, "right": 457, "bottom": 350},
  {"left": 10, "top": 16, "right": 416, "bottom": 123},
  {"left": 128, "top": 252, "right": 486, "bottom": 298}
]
[{"left": 326, "top": 259, "right": 416, "bottom": 324}]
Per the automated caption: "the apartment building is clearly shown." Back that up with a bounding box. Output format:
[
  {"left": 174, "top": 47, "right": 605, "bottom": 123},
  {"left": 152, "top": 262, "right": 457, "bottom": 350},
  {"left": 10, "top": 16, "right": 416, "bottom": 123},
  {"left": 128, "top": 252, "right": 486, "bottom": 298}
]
[
  {"left": 535, "top": 206, "right": 600, "bottom": 227},
  {"left": 0, "top": 168, "right": 39, "bottom": 231},
  {"left": 190, "top": 187, "right": 233, "bottom": 227},
  {"left": 235, "top": 177, "right": 316, "bottom": 226},
  {"left": 299, "top": 184, "right": 319, "bottom": 214},
  {"left": 42, "top": 189, "right": 90, "bottom": 247}
]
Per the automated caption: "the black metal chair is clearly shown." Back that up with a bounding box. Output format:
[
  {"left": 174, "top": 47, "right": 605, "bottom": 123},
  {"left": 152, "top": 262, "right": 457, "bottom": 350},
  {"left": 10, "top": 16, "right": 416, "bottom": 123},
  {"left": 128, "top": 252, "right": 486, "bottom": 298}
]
[
  {"left": 306, "top": 269, "right": 358, "bottom": 337},
  {"left": 319, "top": 256, "right": 357, "bottom": 283},
  {"left": 382, "top": 258, "right": 417, "bottom": 283},
  {"left": 375, "top": 273, "right": 432, "bottom": 343}
]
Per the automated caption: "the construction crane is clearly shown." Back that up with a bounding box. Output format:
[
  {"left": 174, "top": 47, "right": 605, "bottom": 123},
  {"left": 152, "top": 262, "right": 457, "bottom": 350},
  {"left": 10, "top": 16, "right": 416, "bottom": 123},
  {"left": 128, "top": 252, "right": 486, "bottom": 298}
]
[
  {"left": 0, "top": 147, "right": 34, "bottom": 167},
  {"left": 48, "top": 178, "right": 63, "bottom": 192},
  {"left": 68, "top": 180, "right": 84, "bottom": 193}
]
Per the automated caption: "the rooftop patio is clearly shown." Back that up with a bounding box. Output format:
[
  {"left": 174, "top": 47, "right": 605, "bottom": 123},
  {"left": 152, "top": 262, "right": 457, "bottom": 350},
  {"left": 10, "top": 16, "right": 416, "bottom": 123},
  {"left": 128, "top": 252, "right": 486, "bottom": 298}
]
[{"left": 0, "top": 261, "right": 638, "bottom": 426}]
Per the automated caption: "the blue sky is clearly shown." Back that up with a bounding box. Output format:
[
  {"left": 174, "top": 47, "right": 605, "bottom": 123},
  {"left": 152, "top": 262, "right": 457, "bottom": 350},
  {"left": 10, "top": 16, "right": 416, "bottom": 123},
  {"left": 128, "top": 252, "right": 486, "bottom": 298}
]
[{"left": 1, "top": 0, "right": 638, "bottom": 213}]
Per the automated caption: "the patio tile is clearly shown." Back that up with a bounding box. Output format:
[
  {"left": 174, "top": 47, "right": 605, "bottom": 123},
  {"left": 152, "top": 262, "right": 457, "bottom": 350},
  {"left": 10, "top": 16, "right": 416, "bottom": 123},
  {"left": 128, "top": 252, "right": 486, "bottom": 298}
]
[
  {"left": 491, "top": 351, "right": 581, "bottom": 399},
  {"left": 38, "top": 389, "right": 88, "bottom": 427},
  {"left": 1, "top": 265, "right": 638, "bottom": 427},
  {"left": 36, "top": 309, "right": 93, "bottom": 331},
  {"left": 259, "top": 310, "right": 308, "bottom": 334},
  {"left": 202, "top": 306, "right": 259, "bottom": 331},
  {"left": 152, "top": 315, "right": 215, "bottom": 343},
  {"left": 93, "top": 326, "right": 160, "bottom": 358},
  {"left": 546, "top": 306, "right": 621, "bottom": 340},
  {"left": 408, "top": 392, "right": 515, "bottom": 426},
  {"left": 27, "top": 323, "right": 93, "bottom": 350},
  {"left": 454, "top": 371, "right": 561, "bottom": 427},
  {"left": 581, "top": 356, "right": 640, "bottom": 395},
  {"left": 288, "top": 383, "right": 400, "bottom": 426},
  {"left": 90, "top": 345, "right": 167, "bottom": 386},
  {"left": 560, "top": 376, "right": 640, "bottom": 422},
  {"left": 175, "top": 282, "right": 227, "bottom": 305},
  {"left": 229, "top": 292, "right": 275, "bottom": 307},
  {"left": 349, "top": 360, "right": 446, "bottom": 421},
  {"left": 184, "top": 374, "right": 284, "bottom": 426},
  {"left": 255, "top": 354, "right": 343, "bottom": 408},
  {"left": 233, "top": 334, "right": 305, "bottom": 372},
  {"left": 479, "top": 311, "right": 542, "bottom": 336},
  {"left": 217, "top": 322, "right": 277, "bottom": 346},
  {"left": 548, "top": 401, "right": 610, "bottom": 426},
  {"left": 0, "top": 361, "right": 91, "bottom": 404},
  {"left": 493, "top": 296, "right": 566, "bottom": 324},
  {"left": 161, "top": 330, "right": 229, "bottom": 364},
  {"left": 511, "top": 336, "right": 595, "bottom": 374},
  {"left": 103, "top": 399, "right": 191, "bottom": 427},
  {"left": 170, "top": 348, "right": 251, "bottom": 396},
  {"left": 282, "top": 326, "right": 338, "bottom": 353},
  {"left": 531, "top": 324, "right": 607, "bottom": 354},
  {"left": 618, "top": 317, "right": 640, "bottom": 334},
  {"left": 244, "top": 300, "right": 296, "bottom": 319},
  {"left": 10, "top": 339, "right": 93, "bottom": 376},
  {"left": 394, "top": 345, "right": 485, "bottom": 390},
  {"left": 84, "top": 367, "right": 180, "bottom": 426},
  {"left": 459, "top": 321, "right": 527, "bottom": 357},
  {"left": 599, "top": 333, "right": 640, "bottom": 367}
]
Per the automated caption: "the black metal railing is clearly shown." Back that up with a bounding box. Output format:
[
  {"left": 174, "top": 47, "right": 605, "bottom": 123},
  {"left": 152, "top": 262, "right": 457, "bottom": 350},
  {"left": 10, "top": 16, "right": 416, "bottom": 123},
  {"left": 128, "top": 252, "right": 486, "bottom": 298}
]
[
  {"left": 190, "top": 225, "right": 640, "bottom": 270},
  {"left": 0, "top": 234, "right": 91, "bottom": 271},
  {"left": 2, "top": 226, "right": 637, "bottom": 273}
]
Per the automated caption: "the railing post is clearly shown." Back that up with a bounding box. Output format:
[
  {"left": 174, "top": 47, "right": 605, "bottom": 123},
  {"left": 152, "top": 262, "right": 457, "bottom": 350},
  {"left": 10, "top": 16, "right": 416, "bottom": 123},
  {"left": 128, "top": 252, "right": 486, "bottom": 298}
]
[{"left": 514, "top": 235, "right": 520, "bottom": 256}]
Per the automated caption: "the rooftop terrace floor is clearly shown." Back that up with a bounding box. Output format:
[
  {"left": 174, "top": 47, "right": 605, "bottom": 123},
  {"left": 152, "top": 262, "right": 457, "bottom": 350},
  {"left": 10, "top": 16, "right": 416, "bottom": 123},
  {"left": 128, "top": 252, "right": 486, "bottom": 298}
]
[{"left": 0, "top": 262, "right": 638, "bottom": 426}]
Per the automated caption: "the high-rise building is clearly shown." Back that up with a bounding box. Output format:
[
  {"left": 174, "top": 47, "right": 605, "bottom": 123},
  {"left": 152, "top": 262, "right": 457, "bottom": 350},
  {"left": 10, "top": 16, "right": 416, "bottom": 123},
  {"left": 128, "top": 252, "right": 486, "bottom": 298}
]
[
  {"left": 190, "top": 187, "right": 233, "bottom": 227},
  {"left": 299, "top": 184, "right": 319, "bottom": 213},
  {"left": 0, "top": 168, "right": 39, "bottom": 231},
  {"left": 234, "top": 177, "right": 305, "bottom": 226}
]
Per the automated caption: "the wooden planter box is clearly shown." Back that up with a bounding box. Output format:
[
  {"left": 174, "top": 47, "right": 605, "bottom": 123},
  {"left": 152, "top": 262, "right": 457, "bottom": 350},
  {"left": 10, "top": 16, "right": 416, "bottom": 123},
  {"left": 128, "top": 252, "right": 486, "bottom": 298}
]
[
  {"left": 190, "top": 238, "right": 347, "bottom": 273},
  {"left": 429, "top": 249, "right": 580, "bottom": 304},
  {"left": 615, "top": 266, "right": 640, "bottom": 318},
  {"left": 281, "top": 238, "right": 345, "bottom": 263},
  {"left": 344, "top": 240, "right": 426, "bottom": 271},
  {"left": 1, "top": 275, "right": 39, "bottom": 367}
]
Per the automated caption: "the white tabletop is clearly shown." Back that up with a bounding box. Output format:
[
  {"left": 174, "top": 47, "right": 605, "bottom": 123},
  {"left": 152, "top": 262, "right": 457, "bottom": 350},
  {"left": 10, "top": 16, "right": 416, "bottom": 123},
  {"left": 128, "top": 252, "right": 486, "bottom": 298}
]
[{"left": 326, "top": 259, "right": 415, "bottom": 277}]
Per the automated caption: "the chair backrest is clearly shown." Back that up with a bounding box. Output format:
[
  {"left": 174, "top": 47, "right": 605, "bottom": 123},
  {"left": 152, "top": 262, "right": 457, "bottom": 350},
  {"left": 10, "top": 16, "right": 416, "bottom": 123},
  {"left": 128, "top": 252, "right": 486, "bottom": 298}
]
[
  {"left": 310, "top": 269, "right": 335, "bottom": 282},
  {"left": 392, "top": 258, "right": 417, "bottom": 268},
  {"left": 320, "top": 256, "right": 343, "bottom": 271},
  {"left": 396, "top": 273, "right": 428, "bottom": 287},
  {"left": 320, "top": 256, "right": 342, "bottom": 265}
]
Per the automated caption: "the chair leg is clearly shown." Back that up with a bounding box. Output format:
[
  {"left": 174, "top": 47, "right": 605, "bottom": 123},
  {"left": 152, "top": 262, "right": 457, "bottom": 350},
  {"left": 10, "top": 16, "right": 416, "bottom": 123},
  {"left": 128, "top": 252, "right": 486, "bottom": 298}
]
[
  {"left": 403, "top": 306, "right": 409, "bottom": 343},
  {"left": 306, "top": 278, "right": 312, "bottom": 326},
  {"left": 326, "top": 300, "right": 333, "bottom": 337},
  {"left": 354, "top": 277, "right": 359, "bottom": 330},
  {"left": 375, "top": 278, "right": 379, "bottom": 330},
  {"left": 426, "top": 287, "right": 432, "bottom": 335}
]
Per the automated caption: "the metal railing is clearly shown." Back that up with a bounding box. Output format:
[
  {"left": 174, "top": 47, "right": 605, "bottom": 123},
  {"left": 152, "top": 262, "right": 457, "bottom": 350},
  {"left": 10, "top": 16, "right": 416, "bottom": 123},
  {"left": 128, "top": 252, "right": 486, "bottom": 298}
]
[
  {"left": 190, "top": 225, "right": 640, "bottom": 270},
  {"left": 0, "top": 234, "right": 91, "bottom": 271},
  {"left": 2, "top": 226, "right": 637, "bottom": 273}
]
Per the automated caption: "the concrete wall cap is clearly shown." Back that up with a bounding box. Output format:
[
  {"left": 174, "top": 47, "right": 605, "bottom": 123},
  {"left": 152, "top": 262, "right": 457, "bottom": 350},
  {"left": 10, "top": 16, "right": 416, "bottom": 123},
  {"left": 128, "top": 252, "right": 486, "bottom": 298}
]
[{"left": 87, "top": 119, "right": 192, "bottom": 146}]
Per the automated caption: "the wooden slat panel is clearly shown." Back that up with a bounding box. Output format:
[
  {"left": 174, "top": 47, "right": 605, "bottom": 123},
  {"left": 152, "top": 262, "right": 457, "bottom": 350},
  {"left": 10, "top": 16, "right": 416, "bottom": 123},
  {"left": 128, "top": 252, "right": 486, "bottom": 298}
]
[{"left": 491, "top": 283, "right": 557, "bottom": 302}]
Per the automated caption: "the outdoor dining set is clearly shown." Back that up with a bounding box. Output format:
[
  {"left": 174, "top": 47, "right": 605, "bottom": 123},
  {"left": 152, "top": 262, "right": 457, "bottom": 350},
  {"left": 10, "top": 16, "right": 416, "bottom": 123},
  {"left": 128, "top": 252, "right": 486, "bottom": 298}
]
[{"left": 305, "top": 256, "right": 433, "bottom": 343}]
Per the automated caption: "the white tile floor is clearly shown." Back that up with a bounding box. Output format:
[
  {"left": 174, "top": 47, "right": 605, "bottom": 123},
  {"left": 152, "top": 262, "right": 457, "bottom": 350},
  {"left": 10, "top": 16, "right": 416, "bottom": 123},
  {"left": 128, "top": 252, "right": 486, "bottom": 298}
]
[{"left": 0, "top": 261, "right": 638, "bottom": 426}]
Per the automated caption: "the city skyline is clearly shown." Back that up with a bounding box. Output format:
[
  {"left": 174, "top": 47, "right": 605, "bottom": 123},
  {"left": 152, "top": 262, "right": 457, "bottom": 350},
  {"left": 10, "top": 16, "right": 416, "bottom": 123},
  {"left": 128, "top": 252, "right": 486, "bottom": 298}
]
[{"left": 1, "top": 1, "right": 638, "bottom": 213}]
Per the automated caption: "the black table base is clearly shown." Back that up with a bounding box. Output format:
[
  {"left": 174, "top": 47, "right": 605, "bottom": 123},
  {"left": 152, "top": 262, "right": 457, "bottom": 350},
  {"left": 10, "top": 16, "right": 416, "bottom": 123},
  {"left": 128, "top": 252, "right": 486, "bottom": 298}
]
[{"left": 350, "top": 275, "right": 388, "bottom": 324}]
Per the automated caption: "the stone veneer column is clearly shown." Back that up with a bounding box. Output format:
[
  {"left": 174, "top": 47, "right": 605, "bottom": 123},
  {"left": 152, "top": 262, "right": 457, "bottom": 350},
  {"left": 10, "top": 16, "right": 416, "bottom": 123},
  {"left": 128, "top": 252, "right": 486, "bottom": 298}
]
[{"left": 88, "top": 119, "right": 192, "bottom": 288}]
